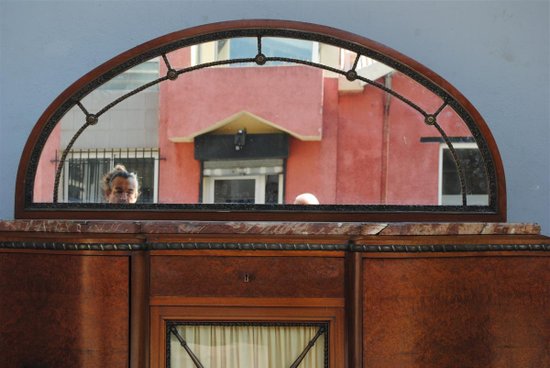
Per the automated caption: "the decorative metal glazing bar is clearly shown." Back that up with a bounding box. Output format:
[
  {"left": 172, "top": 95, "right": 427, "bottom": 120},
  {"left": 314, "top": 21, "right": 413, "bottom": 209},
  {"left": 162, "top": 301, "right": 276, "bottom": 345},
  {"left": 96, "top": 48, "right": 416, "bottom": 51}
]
[
  {"left": 289, "top": 326, "right": 327, "bottom": 368},
  {"left": 169, "top": 325, "right": 205, "bottom": 368}
]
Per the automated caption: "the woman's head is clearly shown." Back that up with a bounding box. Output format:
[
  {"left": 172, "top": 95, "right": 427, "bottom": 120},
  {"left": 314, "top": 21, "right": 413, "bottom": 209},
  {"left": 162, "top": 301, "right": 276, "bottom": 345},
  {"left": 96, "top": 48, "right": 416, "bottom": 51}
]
[{"left": 102, "top": 165, "right": 139, "bottom": 204}]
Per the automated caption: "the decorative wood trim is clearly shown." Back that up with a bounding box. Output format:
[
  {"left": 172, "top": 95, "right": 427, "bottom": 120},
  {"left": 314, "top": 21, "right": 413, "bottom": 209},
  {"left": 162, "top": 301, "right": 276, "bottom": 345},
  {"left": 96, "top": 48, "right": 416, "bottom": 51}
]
[
  {"left": 345, "top": 251, "right": 363, "bottom": 368},
  {"left": 150, "top": 304, "right": 345, "bottom": 368},
  {"left": 149, "top": 249, "right": 346, "bottom": 257},
  {"left": 1, "top": 240, "right": 548, "bottom": 253},
  {"left": 352, "top": 243, "right": 550, "bottom": 252},
  {"left": 148, "top": 242, "right": 349, "bottom": 251},
  {"left": 150, "top": 296, "right": 345, "bottom": 308},
  {"left": 0, "top": 241, "right": 145, "bottom": 251}
]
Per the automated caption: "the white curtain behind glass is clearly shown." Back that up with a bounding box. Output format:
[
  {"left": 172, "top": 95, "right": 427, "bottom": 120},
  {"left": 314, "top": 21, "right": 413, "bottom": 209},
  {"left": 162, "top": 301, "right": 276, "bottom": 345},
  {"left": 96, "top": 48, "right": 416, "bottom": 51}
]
[{"left": 169, "top": 324, "right": 325, "bottom": 368}]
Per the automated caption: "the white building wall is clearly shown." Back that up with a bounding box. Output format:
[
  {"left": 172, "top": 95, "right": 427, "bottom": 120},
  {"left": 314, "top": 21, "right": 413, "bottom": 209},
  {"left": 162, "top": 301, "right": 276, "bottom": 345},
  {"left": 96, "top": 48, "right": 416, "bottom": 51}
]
[{"left": 60, "top": 90, "right": 159, "bottom": 150}]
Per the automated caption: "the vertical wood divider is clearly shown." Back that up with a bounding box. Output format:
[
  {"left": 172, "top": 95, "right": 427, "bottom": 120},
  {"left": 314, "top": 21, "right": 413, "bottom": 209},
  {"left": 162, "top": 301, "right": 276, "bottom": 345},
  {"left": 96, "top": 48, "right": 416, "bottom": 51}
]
[
  {"left": 346, "top": 250, "right": 363, "bottom": 367},
  {"left": 130, "top": 250, "right": 149, "bottom": 368}
]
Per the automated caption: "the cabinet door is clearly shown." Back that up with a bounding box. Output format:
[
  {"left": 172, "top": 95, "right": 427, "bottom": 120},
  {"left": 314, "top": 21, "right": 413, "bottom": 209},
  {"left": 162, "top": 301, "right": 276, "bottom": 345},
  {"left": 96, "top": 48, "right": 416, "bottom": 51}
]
[
  {"left": 150, "top": 305, "right": 345, "bottom": 368},
  {"left": 0, "top": 252, "right": 130, "bottom": 368}
]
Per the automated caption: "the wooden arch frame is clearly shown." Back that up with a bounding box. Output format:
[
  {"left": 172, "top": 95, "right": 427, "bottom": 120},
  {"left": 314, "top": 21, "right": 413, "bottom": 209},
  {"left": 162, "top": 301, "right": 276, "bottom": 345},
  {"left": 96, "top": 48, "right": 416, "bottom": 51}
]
[{"left": 15, "top": 19, "right": 506, "bottom": 221}]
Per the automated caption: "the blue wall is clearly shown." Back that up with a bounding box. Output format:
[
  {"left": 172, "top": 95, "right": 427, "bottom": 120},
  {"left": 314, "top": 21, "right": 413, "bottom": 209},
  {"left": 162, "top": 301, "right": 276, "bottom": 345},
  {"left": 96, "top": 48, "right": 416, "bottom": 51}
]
[{"left": 1, "top": 1, "right": 548, "bottom": 234}]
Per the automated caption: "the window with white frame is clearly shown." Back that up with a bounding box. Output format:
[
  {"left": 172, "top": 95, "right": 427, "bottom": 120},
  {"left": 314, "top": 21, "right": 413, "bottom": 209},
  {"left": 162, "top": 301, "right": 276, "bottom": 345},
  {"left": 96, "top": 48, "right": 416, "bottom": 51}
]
[
  {"left": 191, "top": 38, "right": 319, "bottom": 66},
  {"left": 98, "top": 58, "right": 160, "bottom": 91},
  {"left": 229, "top": 37, "right": 318, "bottom": 64},
  {"left": 59, "top": 148, "right": 159, "bottom": 203},
  {"left": 439, "top": 143, "right": 489, "bottom": 205},
  {"left": 202, "top": 159, "right": 284, "bottom": 204}
]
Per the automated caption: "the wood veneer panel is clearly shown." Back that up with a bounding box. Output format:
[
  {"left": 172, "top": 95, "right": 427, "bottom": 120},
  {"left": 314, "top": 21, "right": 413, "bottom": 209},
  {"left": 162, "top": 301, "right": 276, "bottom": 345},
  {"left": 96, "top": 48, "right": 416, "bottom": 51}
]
[
  {"left": 0, "top": 252, "right": 130, "bottom": 368},
  {"left": 362, "top": 256, "right": 550, "bottom": 368},
  {"left": 151, "top": 255, "right": 344, "bottom": 298}
]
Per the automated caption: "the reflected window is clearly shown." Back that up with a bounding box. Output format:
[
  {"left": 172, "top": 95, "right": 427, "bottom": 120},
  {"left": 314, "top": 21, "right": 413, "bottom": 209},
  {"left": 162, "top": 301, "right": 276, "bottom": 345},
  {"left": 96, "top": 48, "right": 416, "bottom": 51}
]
[
  {"left": 440, "top": 143, "right": 489, "bottom": 205},
  {"left": 229, "top": 37, "right": 318, "bottom": 64},
  {"left": 65, "top": 156, "right": 110, "bottom": 203},
  {"left": 202, "top": 159, "right": 284, "bottom": 204},
  {"left": 59, "top": 148, "right": 159, "bottom": 203},
  {"left": 192, "top": 38, "right": 319, "bottom": 66},
  {"left": 98, "top": 58, "right": 160, "bottom": 91},
  {"left": 339, "top": 49, "right": 375, "bottom": 71},
  {"left": 213, "top": 177, "right": 256, "bottom": 203}
]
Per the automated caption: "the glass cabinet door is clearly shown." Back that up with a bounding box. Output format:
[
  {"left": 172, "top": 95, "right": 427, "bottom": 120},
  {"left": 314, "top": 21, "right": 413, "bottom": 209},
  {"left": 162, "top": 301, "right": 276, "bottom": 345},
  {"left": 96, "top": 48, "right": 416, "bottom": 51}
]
[{"left": 167, "top": 322, "right": 328, "bottom": 368}]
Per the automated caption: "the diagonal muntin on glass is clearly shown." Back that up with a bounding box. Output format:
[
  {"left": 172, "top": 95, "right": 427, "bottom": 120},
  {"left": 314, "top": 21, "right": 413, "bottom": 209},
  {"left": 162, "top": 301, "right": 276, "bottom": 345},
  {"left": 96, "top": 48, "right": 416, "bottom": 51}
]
[
  {"left": 51, "top": 33, "right": 473, "bottom": 206},
  {"left": 170, "top": 326, "right": 205, "bottom": 368},
  {"left": 289, "top": 326, "right": 326, "bottom": 368},
  {"left": 167, "top": 321, "right": 329, "bottom": 368}
]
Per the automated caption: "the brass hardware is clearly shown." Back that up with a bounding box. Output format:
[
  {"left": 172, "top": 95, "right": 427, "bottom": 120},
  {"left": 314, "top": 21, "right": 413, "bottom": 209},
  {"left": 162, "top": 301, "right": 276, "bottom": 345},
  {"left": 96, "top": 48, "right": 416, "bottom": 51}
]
[
  {"left": 86, "top": 114, "right": 98, "bottom": 125},
  {"left": 167, "top": 69, "right": 178, "bottom": 80},
  {"left": 424, "top": 115, "right": 436, "bottom": 125},
  {"left": 243, "top": 273, "right": 252, "bottom": 283},
  {"left": 254, "top": 53, "right": 267, "bottom": 65}
]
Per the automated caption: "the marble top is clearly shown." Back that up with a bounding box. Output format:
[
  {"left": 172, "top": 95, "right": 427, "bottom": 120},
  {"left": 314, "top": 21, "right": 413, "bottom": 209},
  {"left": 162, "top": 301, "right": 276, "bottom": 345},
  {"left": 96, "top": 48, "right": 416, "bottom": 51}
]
[{"left": 0, "top": 220, "right": 541, "bottom": 236}]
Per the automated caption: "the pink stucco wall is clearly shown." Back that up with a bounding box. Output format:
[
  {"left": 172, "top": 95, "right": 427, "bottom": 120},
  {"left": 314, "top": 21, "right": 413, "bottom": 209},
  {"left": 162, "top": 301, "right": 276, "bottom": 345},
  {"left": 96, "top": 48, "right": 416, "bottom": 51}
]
[
  {"left": 381, "top": 74, "right": 471, "bottom": 205},
  {"left": 161, "top": 66, "right": 324, "bottom": 140},
  {"left": 158, "top": 47, "right": 202, "bottom": 203},
  {"left": 34, "top": 123, "right": 60, "bottom": 202},
  {"left": 336, "top": 81, "right": 385, "bottom": 204},
  {"left": 285, "top": 72, "right": 473, "bottom": 205},
  {"left": 285, "top": 78, "right": 339, "bottom": 204}
]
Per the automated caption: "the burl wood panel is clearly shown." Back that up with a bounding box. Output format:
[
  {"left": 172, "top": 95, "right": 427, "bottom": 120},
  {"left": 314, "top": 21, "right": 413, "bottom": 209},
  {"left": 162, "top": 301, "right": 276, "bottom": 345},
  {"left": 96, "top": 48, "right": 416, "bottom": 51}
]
[
  {"left": 151, "top": 256, "right": 344, "bottom": 298},
  {"left": 0, "top": 252, "right": 130, "bottom": 368},
  {"left": 362, "top": 256, "right": 550, "bottom": 368}
]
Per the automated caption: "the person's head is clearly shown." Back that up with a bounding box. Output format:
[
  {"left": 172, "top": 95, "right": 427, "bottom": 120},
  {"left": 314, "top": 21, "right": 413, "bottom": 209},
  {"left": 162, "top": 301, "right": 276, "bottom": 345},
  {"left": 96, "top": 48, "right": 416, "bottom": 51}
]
[
  {"left": 102, "top": 165, "right": 139, "bottom": 204},
  {"left": 294, "top": 193, "right": 320, "bottom": 205}
]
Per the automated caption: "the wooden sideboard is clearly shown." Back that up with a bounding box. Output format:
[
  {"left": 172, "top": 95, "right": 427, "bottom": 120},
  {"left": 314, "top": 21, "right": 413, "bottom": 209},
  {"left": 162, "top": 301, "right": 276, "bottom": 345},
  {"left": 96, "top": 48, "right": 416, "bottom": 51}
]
[{"left": 0, "top": 220, "right": 548, "bottom": 368}]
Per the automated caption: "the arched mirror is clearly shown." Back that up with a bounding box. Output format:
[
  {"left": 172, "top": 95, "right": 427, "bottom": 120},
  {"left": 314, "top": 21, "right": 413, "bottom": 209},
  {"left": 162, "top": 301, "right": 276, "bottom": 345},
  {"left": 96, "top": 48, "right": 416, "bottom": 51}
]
[{"left": 16, "top": 20, "right": 506, "bottom": 221}]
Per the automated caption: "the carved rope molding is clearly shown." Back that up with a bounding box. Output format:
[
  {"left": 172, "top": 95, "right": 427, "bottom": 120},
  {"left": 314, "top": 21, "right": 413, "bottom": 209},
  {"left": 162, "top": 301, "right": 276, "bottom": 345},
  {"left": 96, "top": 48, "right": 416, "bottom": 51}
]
[
  {"left": 0, "top": 242, "right": 145, "bottom": 251},
  {"left": 352, "top": 243, "right": 550, "bottom": 252},
  {"left": 0, "top": 241, "right": 548, "bottom": 252},
  {"left": 148, "top": 242, "right": 349, "bottom": 251}
]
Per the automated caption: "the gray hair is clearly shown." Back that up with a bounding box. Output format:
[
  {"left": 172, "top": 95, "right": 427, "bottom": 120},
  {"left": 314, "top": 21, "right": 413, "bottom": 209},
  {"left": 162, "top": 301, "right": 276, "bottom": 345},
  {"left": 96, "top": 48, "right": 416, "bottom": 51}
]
[{"left": 102, "top": 164, "right": 139, "bottom": 194}]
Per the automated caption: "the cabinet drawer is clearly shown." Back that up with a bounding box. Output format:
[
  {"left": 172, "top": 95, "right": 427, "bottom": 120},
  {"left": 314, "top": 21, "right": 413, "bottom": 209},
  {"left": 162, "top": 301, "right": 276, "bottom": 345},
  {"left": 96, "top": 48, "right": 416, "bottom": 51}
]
[{"left": 151, "top": 255, "right": 344, "bottom": 298}]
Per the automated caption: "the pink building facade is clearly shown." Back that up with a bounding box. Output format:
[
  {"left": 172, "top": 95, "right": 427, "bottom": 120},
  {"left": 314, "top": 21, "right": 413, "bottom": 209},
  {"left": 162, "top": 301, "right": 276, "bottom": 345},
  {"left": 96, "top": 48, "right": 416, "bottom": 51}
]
[
  {"left": 158, "top": 54, "right": 472, "bottom": 205},
  {"left": 34, "top": 45, "right": 476, "bottom": 206}
]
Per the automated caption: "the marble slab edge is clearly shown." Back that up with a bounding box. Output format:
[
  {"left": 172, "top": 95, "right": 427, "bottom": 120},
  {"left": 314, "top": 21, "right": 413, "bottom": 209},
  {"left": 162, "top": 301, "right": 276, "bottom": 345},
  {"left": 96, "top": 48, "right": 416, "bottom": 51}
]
[
  {"left": 377, "top": 222, "right": 542, "bottom": 236},
  {"left": 0, "top": 220, "right": 541, "bottom": 236}
]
